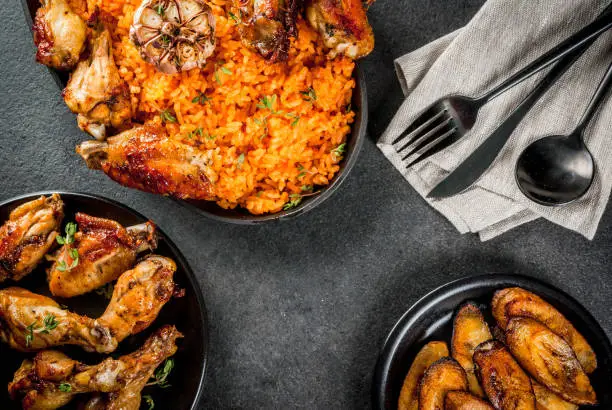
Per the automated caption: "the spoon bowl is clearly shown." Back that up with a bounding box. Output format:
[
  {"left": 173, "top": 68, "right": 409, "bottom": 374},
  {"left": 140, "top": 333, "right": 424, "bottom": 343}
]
[{"left": 515, "top": 134, "right": 594, "bottom": 205}]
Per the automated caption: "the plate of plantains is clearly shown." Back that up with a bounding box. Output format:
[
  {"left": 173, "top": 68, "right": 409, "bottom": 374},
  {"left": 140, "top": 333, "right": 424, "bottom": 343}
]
[
  {"left": 373, "top": 274, "right": 612, "bottom": 410},
  {"left": 0, "top": 191, "right": 208, "bottom": 410}
]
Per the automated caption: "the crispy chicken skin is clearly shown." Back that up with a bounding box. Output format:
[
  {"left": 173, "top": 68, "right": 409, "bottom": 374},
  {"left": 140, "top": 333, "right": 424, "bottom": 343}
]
[
  {"left": 9, "top": 325, "right": 182, "bottom": 410},
  {"left": 532, "top": 380, "right": 578, "bottom": 410},
  {"left": 473, "top": 340, "right": 535, "bottom": 410},
  {"left": 505, "top": 318, "right": 596, "bottom": 406},
  {"left": 76, "top": 125, "right": 217, "bottom": 200},
  {"left": 0, "top": 287, "right": 116, "bottom": 353},
  {"left": 234, "top": 0, "right": 301, "bottom": 62},
  {"left": 305, "top": 0, "right": 375, "bottom": 59},
  {"left": 63, "top": 21, "right": 132, "bottom": 141},
  {"left": 33, "top": 0, "right": 88, "bottom": 70},
  {"left": 0, "top": 194, "right": 64, "bottom": 283},
  {"left": 418, "top": 358, "right": 468, "bottom": 410},
  {"left": 48, "top": 213, "right": 157, "bottom": 298},
  {"left": 98, "top": 255, "right": 178, "bottom": 341},
  {"left": 451, "top": 302, "right": 491, "bottom": 398},
  {"left": 444, "top": 391, "right": 494, "bottom": 410},
  {"left": 492, "top": 287, "right": 597, "bottom": 373},
  {"left": 0, "top": 255, "right": 177, "bottom": 353},
  {"left": 398, "top": 341, "right": 449, "bottom": 410}
]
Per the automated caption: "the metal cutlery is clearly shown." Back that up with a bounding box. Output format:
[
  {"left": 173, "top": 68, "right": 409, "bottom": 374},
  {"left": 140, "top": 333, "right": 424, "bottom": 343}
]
[{"left": 392, "top": 8, "right": 612, "bottom": 170}]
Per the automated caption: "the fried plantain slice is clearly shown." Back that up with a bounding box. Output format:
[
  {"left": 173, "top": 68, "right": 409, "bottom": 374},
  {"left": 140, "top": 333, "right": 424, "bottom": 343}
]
[
  {"left": 473, "top": 340, "right": 536, "bottom": 410},
  {"left": 418, "top": 358, "right": 468, "bottom": 410},
  {"left": 444, "top": 391, "right": 494, "bottom": 410},
  {"left": 505, "top": 317, "right": 596, "bottom": 405},
  {"left": 451, "top": 302, "right": 492, "bottom": 397},
  {"left": 398, "top": 341, "right": 449, "bottom": 410},
  {"left": 491, "top": 287, "right": 596, "bottom": 373},
  {"left": 532, "top": 380, "right": 578, "bottom": 410}
]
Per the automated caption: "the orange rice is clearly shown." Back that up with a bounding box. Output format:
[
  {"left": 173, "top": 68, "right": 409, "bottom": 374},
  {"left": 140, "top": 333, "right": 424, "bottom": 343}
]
[{"left": 87, "top": 0, "right": 356, "bottom": 214}]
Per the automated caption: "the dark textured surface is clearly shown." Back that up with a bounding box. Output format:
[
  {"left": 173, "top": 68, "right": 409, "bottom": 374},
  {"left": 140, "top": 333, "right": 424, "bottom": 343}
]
[{"left": 1, "top": 0, "right": 611, "bottom": 409}]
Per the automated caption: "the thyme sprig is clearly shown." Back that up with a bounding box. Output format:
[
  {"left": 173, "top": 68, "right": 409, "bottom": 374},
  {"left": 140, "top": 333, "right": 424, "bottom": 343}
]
[
  {"left": 146, "top": 359, "right": 174, "bottom": 389},
  {"left": 25, "top": 314, "right": 59, "bottom": 347}
]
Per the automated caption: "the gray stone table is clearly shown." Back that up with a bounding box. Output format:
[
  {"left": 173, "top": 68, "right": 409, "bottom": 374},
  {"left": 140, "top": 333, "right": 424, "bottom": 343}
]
[{"left": 1, "top": 0, "right": 610, "bottom": 408}]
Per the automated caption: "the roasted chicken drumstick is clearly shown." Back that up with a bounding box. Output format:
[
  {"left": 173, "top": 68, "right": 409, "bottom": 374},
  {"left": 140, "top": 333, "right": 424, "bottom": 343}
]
[
  {"left": 0, "top": 194, "right": 64, "bottom": 283},
  {"left": 9, "top": 325, "right": 182, "bottom": 410},
  {"left": 33, "top": 0, "right": 88, "bottom": 70},
  {"left": 63, "top": 20, "right": 133, "bottom": 140},
  {"left": 305, "top": 0, "right": 375, "bottom": 59},
  {"left": 77, "top": 125, "right": 217, "bottom": 200},
  {"left": 48, "top": 213, "right": 158, "bottom": 298},
  {"left": 234, "top": 0, "right": 302, "bottom": 62},
  {"left": 0, "top": 255, "right": 178, "bottom": 353}
]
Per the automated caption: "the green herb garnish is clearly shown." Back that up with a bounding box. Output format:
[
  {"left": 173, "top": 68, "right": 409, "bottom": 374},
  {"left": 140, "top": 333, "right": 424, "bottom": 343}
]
[
  {"left": 56, "top": 222, "right": 77, "bottom": 245},
  {"left": 237, "top": 153, "right": 245, "bottom": 169},
  {"left": 25, "top": 314, "right": 59, "bottom": 347},
  {"left": 214, "top": 61, "right": 232, "bottom": 84},
  {"left": 147, "top": 358, "right": 174, "bottom": 388},
  {"left": 300, "top": 87, "right": 317, "bottom": 102},
  {"left": 301, "top": 185, "right": 313, "bottom": 192},
  {"left": 283, "top": 194, "right": 302, "bottom": 210},
  {"left": 331, "top": 143, "right": 346, "bottom": 157},
  {"left": 154, "top": 3, "right": 165, "bottom": 17},
  {"left": 160, "top": 110, "right": 177, "bottom": 124},
  {"left": 192, "top": 93, "right": 212, "bottom": 105},
  {"left": 58, "top": 383, "right": 72, "bottom": 393},
  {"left": 56, "top": 248, "right": 79, "bottom": 272},
  {"left": 144, "top": 395, "right": 155, "bottom": 410},
  {"left": 228, "top": 11, "right": 241, "bottom": 25}
]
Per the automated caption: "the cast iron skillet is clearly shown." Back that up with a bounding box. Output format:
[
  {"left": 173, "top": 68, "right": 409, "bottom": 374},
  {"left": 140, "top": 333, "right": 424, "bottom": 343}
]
[
  {"left": 372, "top": 274, "right": 612, "bottom": 410},
  {"left": 20, "top": 0, "right": 368, "bottom": 224},
  {"left": 0, "top": 192, "right": 208, "bottom": 410}
]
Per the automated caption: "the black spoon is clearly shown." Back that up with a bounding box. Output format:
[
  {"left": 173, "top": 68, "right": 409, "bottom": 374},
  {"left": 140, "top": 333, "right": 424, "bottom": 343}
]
[{"left": 515, "top": 58, "right": 612, "bottom": 206}]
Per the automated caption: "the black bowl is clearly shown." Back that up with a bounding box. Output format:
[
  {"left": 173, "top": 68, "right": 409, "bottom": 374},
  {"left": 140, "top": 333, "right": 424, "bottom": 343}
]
[
  {"left": 21, "top": 0, "right": 368, "bottom": 224},
  {"left": 372, "top": 274, "right": 612, "bottom": 410},
  {"left": 0, "top": 191, "right": 208, "bottom": 410}
]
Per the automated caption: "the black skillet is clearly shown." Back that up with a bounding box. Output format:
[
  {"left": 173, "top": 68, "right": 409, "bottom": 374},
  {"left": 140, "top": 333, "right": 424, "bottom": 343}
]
[
  {"left": 372, "top": 274, "right": 612, "bottom": 409},
  {"left": 20, "top": 0, "right": 368, "bottom": 225},
  {"left": 0, "top": 192, "right": 208, "bottom": 410}
]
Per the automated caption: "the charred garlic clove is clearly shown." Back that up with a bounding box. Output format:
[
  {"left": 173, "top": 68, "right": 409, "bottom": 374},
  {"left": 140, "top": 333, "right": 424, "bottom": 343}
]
[{"left": 130, "top": 0, "right": 216, "bottom": 74}]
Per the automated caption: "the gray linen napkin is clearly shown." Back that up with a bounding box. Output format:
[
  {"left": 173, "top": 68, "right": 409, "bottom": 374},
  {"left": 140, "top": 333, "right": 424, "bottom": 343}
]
[{"left": 377, "top": 0, "right": 612, "bottom": 240}]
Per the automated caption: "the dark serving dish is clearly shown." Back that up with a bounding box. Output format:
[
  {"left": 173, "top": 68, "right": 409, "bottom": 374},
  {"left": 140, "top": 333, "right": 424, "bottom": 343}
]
[
  {"left": 372, "top": 274, "right": 612, "bottom": 410},
  {"left": 0, "top": 192, "right": 208, "bottom": 410},
  {"left": 21, "top": 0, "right": 368, "bottom": 224}
]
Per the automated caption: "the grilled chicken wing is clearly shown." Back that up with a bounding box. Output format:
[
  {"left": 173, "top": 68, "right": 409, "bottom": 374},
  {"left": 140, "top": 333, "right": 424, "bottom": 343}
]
[
  {"left": 305, "top": 0, "right": 375, "bottom": 59},
  {"left": 505, "top": 317, "right": 596, "bottom": 405},
  {"left": 63, "top": 22, "right": 132, "bottom": 140},
  {"left": 9, "top": 325, "right": 182, "bottom": 410},
  {"left": 98, "top": 255, "right": 178, "bottom": 341},
  {"left": 0, "top": 255, "right": 177, "bottom": 353},
  {"left": 234, "top": 0, "right": 301, "bottom": 62},
  {"left": 451, "top": 302, "right": 491, "bottom": 397},
  {"left": 418, "top": 357, "right": 468, "bottom": 410},
  {"left": 48, "top": 213, "right": 157, "bottom": 298},
  {"left": 492, "top": 287, "right": 597, "bottom": 373},
  {"left": 473, "top": 340, "right": 536, "bottom": 410},
  {"left": 76, "top": 125, "right": 217, "bottom": 200},
  {"left": 0, "top": 287, "right": 116, "bottom": 353},
  {"left": 33, "top": 0, "right": 88, "bottom": 70},
  {"left": 0, "top": 194, "right": 64, "bottom": 283},
  {"left": 398, "top": 341, "right": 449, "bottom": 410}
]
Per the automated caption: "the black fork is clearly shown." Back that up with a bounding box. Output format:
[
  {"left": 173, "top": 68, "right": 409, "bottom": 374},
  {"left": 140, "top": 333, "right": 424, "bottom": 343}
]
[{"left": 393, "top": 7, "right": 612, "bottom": 168}]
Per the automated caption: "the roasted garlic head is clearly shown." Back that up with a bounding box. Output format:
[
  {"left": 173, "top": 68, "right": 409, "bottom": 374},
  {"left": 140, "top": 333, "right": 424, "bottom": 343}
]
[{"left": 130, "top": 0, "right": 216, "bottom": 74}]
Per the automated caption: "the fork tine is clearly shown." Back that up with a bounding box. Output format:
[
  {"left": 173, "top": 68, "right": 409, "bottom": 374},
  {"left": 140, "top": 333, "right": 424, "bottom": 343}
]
[
  {"left": 394, "top": 109, "right": 447, "bottom": 151},
  {"left": 400, "top": 116, "right": 454, "bottom": 159},
  {"left": 404, "top": 127, "right": 459, "bottom": 168}
]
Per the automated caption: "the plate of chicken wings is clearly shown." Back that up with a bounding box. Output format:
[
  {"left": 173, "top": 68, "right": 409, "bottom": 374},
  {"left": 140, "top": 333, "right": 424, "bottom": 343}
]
[
  {"left": 373, "top": 274, "right": 612, "bottom": 410},
  {"left": 0, "top": 192, "right": 208, "bottom": 409}
]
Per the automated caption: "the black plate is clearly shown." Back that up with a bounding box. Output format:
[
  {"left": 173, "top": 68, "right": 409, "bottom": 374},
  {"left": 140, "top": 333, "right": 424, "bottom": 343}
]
[
  {"left": 372, "top": 274, "right": 612, "bottom": 409},
  {"left": 20, "top": 0, "right": 368, "bottom": 224},
  {"left": 0, "top": 192, "right": 208, "bottom": 410}
]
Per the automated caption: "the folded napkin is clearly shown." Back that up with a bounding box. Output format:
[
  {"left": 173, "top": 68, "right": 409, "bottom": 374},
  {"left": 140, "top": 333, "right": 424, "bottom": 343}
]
[{"left": 378, "top": 0, "right": 612, "bottom": 240}]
